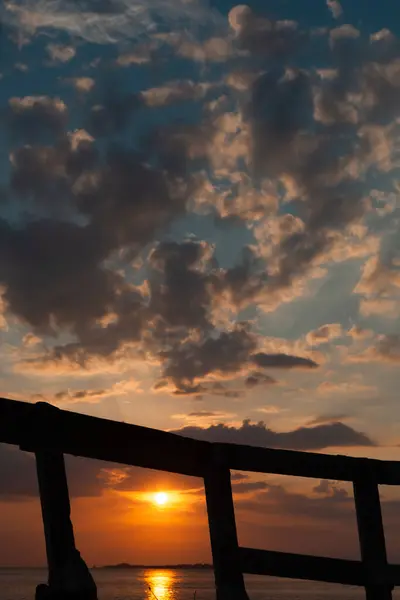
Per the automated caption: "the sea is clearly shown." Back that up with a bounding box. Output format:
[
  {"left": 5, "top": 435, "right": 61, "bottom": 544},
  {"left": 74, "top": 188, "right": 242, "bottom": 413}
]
[{"left": 1, "top": 568, "right": 400, "bottom": 600}]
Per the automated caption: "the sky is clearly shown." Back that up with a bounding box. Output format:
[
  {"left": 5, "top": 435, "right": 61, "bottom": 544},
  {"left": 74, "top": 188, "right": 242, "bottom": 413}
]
[{"left": 0, "top": 0, "right": 400, "bottom": 568}]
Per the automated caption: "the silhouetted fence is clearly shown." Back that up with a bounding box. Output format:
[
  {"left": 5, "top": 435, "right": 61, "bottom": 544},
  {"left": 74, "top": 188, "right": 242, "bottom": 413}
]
[{"left": 0, "top": 397, "right": 398, "bottom": 600}]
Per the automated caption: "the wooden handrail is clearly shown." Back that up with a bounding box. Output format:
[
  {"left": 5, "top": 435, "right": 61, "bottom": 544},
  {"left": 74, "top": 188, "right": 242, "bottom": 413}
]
[{"left": 1, "top": 397, "right": 400, "bottom": 483}]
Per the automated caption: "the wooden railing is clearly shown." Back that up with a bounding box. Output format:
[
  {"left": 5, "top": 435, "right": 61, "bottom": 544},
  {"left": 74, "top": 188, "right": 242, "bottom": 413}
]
[{"left": 0, "top": 397, "right": 398, "bottom": 599}]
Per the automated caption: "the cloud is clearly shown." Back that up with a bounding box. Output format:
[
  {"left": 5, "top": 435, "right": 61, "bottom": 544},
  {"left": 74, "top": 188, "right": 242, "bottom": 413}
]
[
  {"left": 350, "top": 334, "right": 400, "bottom": 364},
  {"left": 326, "top": 0, "right": 343, "bottom": 20},
  {"left": 46, "top": 43, "right": 76, "bottom": 63},
  {"left": 2, "top": 0, "right": 224, "bottom": 45},
  {"left": 252, "top": 353, "right": 318, "bottom": 369},
  {"left": 1, "top": 137, "right": 190, "bottom": 342},
  {"left": 31, "top": 379, "right": 141, "bottom": 404},
  {"left": 173, "top": 36, "right": 232, "bottom": 62},
  {"left": 67, "top": 77, "right": 95, "bottom": 93},
  {"left": 86, "top": 89, "right": 142, "bottom": 136},
  {"left": 329, "top": 24, "right": 360, "bottom": 46},
  {"left": 307, "top": 413, "right": 351, "bottom": 426},
  {"left": 305, "top": 323, "right": 343, "bottom": 346},
  {"left": 159, "top": 325, "right": 256, "bottom": 394},
  {"left": 228, "top": 5, "right": 303, "bottom": 59},
  {"left": 354, "top": 255, "right": 400, "bottom": 318},
  {"left": 245, "top": 373, "right": 276, "bottom": 387},
  {"left": 359, "top": 297, "right": 400, "bottom": 318},
  {"left": 8, "top": 95, "right": 68, "bottom": 139},
  {"left": 173, "top": 419, "right": 375, "bottom": 450},
  {"left": 232, "top": 480, "right": 269, "bottom": 494},
  {"left": 141, "top": 81, "right": 212, "bottom": 108},
  {"left": 316, "top": 381, "right": 377, "bottom": 395}
]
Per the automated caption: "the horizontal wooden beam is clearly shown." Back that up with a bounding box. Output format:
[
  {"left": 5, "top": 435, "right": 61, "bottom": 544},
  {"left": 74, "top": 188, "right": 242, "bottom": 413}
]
[
  {"left": 1, "top": 398, "right": 400, "bottom": 485},
  {"left": 0, "top": 398, "right": 210, "bottom": 477},
  {"left": 216, "top": 442, "right": 400, "bottom": 486},
  {"left": 239, "top": 548, "right": 400, "bottom": 587}
]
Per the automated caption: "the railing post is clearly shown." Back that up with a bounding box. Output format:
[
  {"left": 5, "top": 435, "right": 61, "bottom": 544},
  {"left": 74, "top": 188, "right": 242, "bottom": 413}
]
[
  {"left": 204, "top": 448, "right": 249, "bottom": 600},
  {"left": 353, "top": 467, "right": 393, "bottom": 600},
  {"left": 35, "top": 449, "right": 97, "bottom": 599}
]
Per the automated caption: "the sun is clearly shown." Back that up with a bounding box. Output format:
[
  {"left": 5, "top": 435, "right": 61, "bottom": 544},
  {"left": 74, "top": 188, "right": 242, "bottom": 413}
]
[{"left": 153, "top": 492, "right": 169, "bottom": 506}]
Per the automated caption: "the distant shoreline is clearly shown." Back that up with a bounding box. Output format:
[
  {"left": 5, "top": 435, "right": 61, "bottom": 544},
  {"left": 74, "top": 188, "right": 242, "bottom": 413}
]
[{"left": 96, "top": 563, "right": 213, "bottom": 570}]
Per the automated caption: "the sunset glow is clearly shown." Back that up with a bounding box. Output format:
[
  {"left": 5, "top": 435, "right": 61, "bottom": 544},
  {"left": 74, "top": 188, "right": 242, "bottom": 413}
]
[{"left": 153, "top": 492, "right": 169, "bottom": 507}]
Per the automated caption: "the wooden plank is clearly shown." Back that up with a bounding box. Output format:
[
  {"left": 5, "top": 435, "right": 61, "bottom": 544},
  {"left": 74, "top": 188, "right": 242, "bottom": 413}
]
[
  {"left": 353, "top": 470, "right": 393, "bottom": 599},
  {"left": 204, "top": 451, "right": 249, "bottom": 600},
  {"left": 35, "top": 450, "right": 97, "bottom": 598},
  {"left": 2, "top": 397, "right": 400, "bottom": 485},
  {"left": 239, "top": 547, "right": 366, "bottom": 586},
  {"left": 215, "top": 442, "right": 400, "bottom": 485},
  {"left": 0, "top": 398, "right": 210, "bottom": 477},
  {"left": 240, "top": 547, "right": 400, "bottom": 587}
]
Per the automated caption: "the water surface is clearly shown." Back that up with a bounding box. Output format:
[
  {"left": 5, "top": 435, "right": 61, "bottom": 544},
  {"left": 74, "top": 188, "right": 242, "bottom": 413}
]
[{"left": 1, "top": 568, "right": 399, "bottom": 600}]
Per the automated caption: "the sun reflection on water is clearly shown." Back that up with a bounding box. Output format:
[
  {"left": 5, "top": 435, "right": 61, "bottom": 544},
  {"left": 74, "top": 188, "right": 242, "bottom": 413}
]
[{"left": 145, "top": 569, "right": 176, "bottom": 600}]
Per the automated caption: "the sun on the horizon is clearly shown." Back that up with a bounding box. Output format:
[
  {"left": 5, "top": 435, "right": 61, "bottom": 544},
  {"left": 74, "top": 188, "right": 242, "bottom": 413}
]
[{"left": 153, "top": 492, "right": 169, "bottom": 506}]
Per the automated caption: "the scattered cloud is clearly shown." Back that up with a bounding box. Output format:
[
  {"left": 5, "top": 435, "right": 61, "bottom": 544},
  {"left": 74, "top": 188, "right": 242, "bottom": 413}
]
[
  {"left": 46, "top": 43, "right": 76, "bottom": 63},
  {"left": 173, "top": 419, "right": 375, "bottom": 450},
  {"left": 316, "top": 381, "right": 377, "bottom": 395},
  {"left": 326, "top": 0, "right": 343, "bottom": 20},
  {"left": 306, "top": 324, "right": 343, "bottom": 346},
  {"left": 349, "top": 334, "right": 400, "bottom": 364},
  {"left": 307, "top": 413, "right": 351, "bottom": 426},
  {"left": 8, "top": 95, "right": 68, "bottom": 139},
  {"left": 67, "top": 77, "right": 95, "bottom": 93},
  {"left": 0, "top": 2, "right": 399, "bottom": 408}
]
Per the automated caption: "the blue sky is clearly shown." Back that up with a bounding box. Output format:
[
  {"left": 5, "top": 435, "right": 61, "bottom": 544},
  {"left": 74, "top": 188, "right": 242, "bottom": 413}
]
[{"left": 1, "top": 0, "right": 400, "bottom": 566}]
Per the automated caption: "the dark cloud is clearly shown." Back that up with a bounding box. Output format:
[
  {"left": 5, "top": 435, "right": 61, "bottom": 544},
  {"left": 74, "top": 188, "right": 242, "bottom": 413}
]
[
  {"left": 144, "top": 241, "right": 319, "bottom": 392},
  {"left": 173, "top": 419, "right": 375, "bottom": 450},
  {"left": 0, "top": 218, "right": 120, "bottom": 334},
  {"left": 0, "top": 445, "right": 39, "bottom": 500},
  {"left": 252, "top": 353, "right": 318, "bottom": 369},
  {"left": 248, "top": 68, "right": 315, "bottom": 179},
  {"left": 159, "top": 325, "right": 256, "bottom": 392},
  {"left": 351, "top": 334, "right": 400, "bottom": 364},
  {"left": 7, "top": 96, "right": 68, "bottom": 141},
  {"left": 149, "top": 240, "right": 213, "bottom": 331},
  {"left": 372, "top": 334, "right": 400, "bottom": 363},
  {"left": 237, "top": 480, "right": 354, "bottom": 524},
  {"left": 231, "top": 472, "right": 248, "bottom": 482},
  {"left": 213, "top": 246, "right": 268, "bottom": 308},
  {"left": 239, "top": 26, "right": 400, "bottom": 293},
  {"left": 9, "top": 133, "right": 97, "bottom": 207},
  {"left": 232, "top": 480, "right": 270, "bottom": 494},
  {"left": 245, "top": 373, "right": 276, "bottom": 387},
  {"left": 87, "top": 91, "right": 142, "bottom": 137},
  {"left": 230, "top": 6, "right": 305, "bottom": 60},
  {"left": 1, "top": 132, "right": 190, "bottom": 341},
  {"left": 54, "top": 389, "right": 107, "bottom": 402},
  {"left": 307, "top": 413, "right": 351, "bottom": 426}
]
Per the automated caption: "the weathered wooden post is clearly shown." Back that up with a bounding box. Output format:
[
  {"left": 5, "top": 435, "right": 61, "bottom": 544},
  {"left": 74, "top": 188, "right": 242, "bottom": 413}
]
[
  {"left": 353, "top": 465, "right": 393, "bottom": 600},
  {"left": 204, "top": 447, "right": 249, "bottom": 600},
  {"left": 35, "top": 449, "right": 97, "bottom": 600}
]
